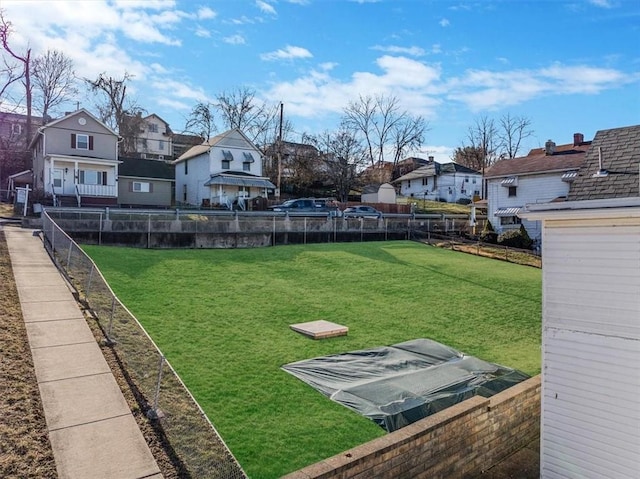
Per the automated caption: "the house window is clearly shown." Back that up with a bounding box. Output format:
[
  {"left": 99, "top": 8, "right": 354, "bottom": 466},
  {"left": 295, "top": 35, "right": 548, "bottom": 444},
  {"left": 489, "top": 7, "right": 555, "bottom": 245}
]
[
  {"left": 182, "top": 184, "right": 187, "bottom": 202},
  {"left": 222, "top": 150, "right": 234, "bottom": 169},
  {"left": 71, "top": 133, "right": 93, "bottom": 150},
  {"left": 422, "top": 177, "right": 428, "bottom": 186},
  {"left": 79, "top": 170, "right": 107, "bottom": 185},
  {"left": 508, "top": 186, "right": 517, "bottom": 197},
  {"left": 149, "top": 123, "right": 158, "bottom": 133},
  {"left": 184, "top": 160, "right": 188, "bottom": 175},
  {"left": 159, "top": 140, "right": 164, "bottom": 150},
  {"left": 132, "top": 181, "right": 150, "bottom": 193},
  {"left": 500, "top": 216, "right": 522, "bottom": 226},
  {"left": 465, "top": 176, "right": 469, "bottom": 183},
  {"left": 11, "top": 123, "right": 21, "bottom": 135},
  {"left": 243, "top": 162, "right": 251, "bottom": 172},
  {"left": 242, "top": 151, "right": 254, "bottom": 172},
  {"left": 407, "top": 180, "right": 411, "bottom": 188},
  {"left": 472, "top": 178, "right": 477, "bottom": 184}
]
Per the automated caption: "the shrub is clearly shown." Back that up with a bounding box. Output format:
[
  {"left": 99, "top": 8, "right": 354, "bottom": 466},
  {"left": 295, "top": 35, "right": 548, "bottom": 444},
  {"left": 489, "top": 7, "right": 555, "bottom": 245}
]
[
  {"left": 480, "top": 219, "right": 497, "bottom": 244},
  {"left": 497, "top": 225, "right": 533, "bottom": 250}
]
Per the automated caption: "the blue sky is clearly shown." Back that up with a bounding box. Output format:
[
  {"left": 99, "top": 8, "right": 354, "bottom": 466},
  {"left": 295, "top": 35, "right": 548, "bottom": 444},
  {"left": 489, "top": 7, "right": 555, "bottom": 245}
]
[{"left": 2, "top": 0, "right": 639, "bottom": 161}]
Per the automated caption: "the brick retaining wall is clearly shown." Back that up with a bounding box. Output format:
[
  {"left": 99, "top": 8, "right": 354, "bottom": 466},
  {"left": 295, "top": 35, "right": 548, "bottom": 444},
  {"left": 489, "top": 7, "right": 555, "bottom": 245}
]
[{"left": 282, "top": 375, "right": 541, "bottom": 479}]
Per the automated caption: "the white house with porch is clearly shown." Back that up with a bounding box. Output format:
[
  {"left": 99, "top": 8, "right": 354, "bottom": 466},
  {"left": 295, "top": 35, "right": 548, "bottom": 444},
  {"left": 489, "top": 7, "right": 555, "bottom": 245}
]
[
  {"left": 30, "top": 108, "right": 120, "bottom": 207},
  {"left": 173, "top": 128, "right": 275, "bottom": 209}
]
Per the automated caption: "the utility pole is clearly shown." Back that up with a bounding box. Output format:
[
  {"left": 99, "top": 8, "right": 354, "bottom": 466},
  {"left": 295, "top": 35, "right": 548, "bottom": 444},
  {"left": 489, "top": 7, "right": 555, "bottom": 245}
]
[{"left": 276, "top": 102, "right": 283, "bottom": 199}]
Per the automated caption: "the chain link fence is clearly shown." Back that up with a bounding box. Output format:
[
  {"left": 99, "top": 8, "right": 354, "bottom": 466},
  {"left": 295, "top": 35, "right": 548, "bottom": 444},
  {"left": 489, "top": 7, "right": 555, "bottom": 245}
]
[{"left": 41, "top": 210, "right": 247, "bottom": 479}]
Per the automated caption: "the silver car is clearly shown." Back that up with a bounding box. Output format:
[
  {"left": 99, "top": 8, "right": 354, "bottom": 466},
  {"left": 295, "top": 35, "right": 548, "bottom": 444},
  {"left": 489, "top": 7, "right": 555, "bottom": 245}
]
[{"left": 342, "top": 206, "right": 382, "bottom": 219}]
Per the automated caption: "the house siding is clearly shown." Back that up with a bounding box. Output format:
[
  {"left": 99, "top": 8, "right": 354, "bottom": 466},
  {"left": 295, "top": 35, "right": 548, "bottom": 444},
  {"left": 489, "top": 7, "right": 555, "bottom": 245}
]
[
  {"left": 541, "top": 218, "right": 640, "bottom": 479},
  {"left": 488, "top": 173, "right": 571, "bottom": 239},
  {"left": 175, "top": 153, "right": 210, "bottom": 205},
  {"left": 118, "top": 178, "right": 173, "bottom": 207},
  {"left": 44, "top": 115, "right": 118, "bottom": 160}
]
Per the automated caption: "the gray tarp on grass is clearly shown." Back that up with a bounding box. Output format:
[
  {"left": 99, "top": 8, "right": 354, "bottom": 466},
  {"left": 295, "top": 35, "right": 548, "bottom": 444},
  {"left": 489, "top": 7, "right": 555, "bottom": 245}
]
[{"left": 282, "top": 338, "right": 530, "bottom": 432}]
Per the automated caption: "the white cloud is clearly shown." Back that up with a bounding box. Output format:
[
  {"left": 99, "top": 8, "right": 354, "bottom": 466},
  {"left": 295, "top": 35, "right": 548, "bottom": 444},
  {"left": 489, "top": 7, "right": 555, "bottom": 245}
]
[
  {"left": 195, "top": 27, "right": 212, "bottom": 38},
  {"left": 224, "top": 34, "right": 246, "bottom": 45},
  {"left": 256, "top": 1, "right": 277, "bottom": 15},
  {"left": 439, "top": 18, "right": 450, "bottom": 27},
  {"left": 447, "top": 64, "right": 633, "bottom": 111},
  {"left": 589, "top": 0, "right": 612, "bottom": 7},
  {"left": 262, "top": 55, "right": 442, "bottom": 119},
  {"left": 371, "top": 45, "right": 425, "bottom": 57},
  {"left": 261, "top": 45, "right": 313, "bottom": 61},
  {"left": 197, "top": 7, "right": 217, "bottom": 19}
]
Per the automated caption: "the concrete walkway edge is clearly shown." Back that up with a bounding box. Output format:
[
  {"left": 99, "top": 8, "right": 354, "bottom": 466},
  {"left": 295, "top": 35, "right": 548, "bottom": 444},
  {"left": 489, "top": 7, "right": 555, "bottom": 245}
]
[{"left": 5, "top": 227, "right": 162, "bottom": 479}]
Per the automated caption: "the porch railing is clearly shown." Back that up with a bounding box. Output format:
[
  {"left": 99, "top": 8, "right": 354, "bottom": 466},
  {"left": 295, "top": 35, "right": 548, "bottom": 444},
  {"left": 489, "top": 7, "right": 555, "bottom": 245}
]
[{"left": 76, "top": 184, "right": 117, "bottom": 197}]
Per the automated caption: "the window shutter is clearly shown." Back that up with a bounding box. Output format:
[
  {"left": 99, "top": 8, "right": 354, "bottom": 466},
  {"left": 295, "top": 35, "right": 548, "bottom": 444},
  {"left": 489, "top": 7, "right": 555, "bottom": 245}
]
[
  {"left": 129, "top": 181, "right": 133, "bottom": 192},
  {"left": 89, "top": 136, "right": 94, "bottom": 150},
  {"left": 149, "top": 183, "right": 154, "bottom": 193},
  {"left": 71, "top": 133, "right": 76, "bottom": 148}
]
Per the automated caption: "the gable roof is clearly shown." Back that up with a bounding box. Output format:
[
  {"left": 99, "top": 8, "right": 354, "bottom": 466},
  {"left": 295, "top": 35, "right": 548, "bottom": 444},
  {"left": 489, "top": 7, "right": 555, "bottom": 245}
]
[
  {"left": 118, "top": 157, "right": 175, "bottom": 180},
  {"left": 173, "top": 128, "right": 260, "bottom": 164},
  {"left": 567, "top": 125, "right": 640, "bottom": 201},
  {"left": 393, "top": 161, "right": 480, "bottom": 183},
  {"left": 40, "top": 108, "right": 118, "bottom": 136},
  {"left": 485, "top": 140, "right": 591, "bottom": 179}
]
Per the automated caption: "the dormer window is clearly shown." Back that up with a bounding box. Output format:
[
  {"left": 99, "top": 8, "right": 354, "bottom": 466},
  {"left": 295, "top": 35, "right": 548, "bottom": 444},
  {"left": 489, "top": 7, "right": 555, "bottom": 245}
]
[
  {"left": 149, "top": 123, "right": 158, "bottom": 133},
  {"left": 71, "top": 133, "right": 93, "bottom": 150}
]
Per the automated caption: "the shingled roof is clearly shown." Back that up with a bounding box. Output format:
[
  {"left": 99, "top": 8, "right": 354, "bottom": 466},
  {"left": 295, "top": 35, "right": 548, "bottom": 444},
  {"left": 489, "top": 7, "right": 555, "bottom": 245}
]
[
  {"left": 119, "top": 157, "right": 174, "bottom": 180},
  {"left": 567, "top": 125, "right": 640, "bottom": 201}
]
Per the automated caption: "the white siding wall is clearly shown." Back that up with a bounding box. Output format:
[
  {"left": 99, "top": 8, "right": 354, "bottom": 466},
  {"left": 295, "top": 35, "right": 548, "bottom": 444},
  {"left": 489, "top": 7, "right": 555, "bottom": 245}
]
[
  {"left": 541, "top": 219, "right": 640, "bottom": 479},
  {"left": 401, "top": 173, "right": 481, "bottom": 202},
  {"left": 175, "top": 153, "right": 210, "bottom": 205},
  {"left": 488, "top": 173, "right": 571, "bottom": 239}
]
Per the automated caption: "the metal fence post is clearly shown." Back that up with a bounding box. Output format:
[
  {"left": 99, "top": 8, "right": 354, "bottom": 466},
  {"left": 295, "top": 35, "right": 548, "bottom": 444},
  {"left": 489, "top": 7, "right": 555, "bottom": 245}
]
[
  {"left": 147, "top": 214, "right": 151, "bottom": 249},
  {"left": 99, "top": 212, "right": 103, "bottom": 245},
  {"left": 86, "top": 264, "right": 95, "bottom": 297},
  {"left": 107, "top": 296, "right": 116, "bottom": 342},
  {"left": 304, "top": 217, "right": 307, "bottom": 244},
  {"left": 149, "top": 354, "right": 165, "bottom": 419},
  {"left": 66, "top": 240, "right": 73, "bottom": 270}
]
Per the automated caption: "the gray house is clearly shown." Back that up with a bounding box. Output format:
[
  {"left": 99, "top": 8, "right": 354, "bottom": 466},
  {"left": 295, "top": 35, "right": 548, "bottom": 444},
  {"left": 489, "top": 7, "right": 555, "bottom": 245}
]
[
  {"left": 30, "top": 109, "right": 119, "bottom": 207},
  {"left": 521, "top": 124, "right": 640, "bottom": 479},
  {"left": 118, "top": 157, "right": 174, "bottom": 207}
]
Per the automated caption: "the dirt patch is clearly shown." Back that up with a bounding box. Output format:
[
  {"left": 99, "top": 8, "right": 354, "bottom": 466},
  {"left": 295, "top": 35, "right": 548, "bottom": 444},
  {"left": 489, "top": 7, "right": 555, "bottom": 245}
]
[{"left": 0, "top": 229, "right": 57, "bottom": 478}]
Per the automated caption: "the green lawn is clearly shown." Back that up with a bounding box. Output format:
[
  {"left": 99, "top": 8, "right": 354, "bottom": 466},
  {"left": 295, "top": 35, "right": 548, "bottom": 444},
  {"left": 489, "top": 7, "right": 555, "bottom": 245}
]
[{"left": 83, "top": 241, "right": 541, "bottom": 478}]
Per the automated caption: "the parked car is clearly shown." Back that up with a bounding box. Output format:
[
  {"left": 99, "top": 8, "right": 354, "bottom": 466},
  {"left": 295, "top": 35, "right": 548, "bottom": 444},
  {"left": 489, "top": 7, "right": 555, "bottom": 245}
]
[
  {"left": 342, "top": 205, "right": 382, "bottom": 219},
  {"left": 269, "top": 198, "right": 340, "bottom": 215}
]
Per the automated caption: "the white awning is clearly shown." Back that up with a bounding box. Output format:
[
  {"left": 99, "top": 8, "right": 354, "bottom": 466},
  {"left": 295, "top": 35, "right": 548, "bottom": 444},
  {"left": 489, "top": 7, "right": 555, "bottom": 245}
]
[
  {"left": 561, "top": 171, "right": 578, "bottom": 182},
  {"left": 495, "top": 207, "right": 522, "bottom": 217},
  {"left": 501, "top": 177, "right": 517, "bottom": 186}
]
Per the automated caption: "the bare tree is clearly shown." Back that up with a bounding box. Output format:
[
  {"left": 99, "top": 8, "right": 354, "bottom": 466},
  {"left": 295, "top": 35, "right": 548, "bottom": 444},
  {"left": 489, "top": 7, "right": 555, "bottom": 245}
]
[
  {"left": 0, "top": 54, "right": 21, "bottom": 101},
  {"left": 306, "top": 126, "right": 367, "bottom": 202},
  {"left": 342, "top": 94, "right": 427, "bottom": 176},
  {"left": 183, "top": 102, "right": 217, "bottom": 139},
  {"left": 215, "top": 86, "right": 280, "bottom": 145},
  {"left": 498, "top": 113, "right": 534, "bottom": 158},
  {"left": 32, "top": 49, "right": 77, "bottom": 122},
  {"left": 85, "top": 72, "right": 144, "bottom": 155},
  {"left": 0, "top": 10, "right": 32, "bottom": 141}
]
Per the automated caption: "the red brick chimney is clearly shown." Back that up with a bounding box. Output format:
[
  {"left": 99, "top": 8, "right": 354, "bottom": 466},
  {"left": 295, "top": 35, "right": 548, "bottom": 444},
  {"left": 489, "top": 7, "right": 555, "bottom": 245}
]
[{"left": 573, "top": 132, "right": 584, "bottom": 146}]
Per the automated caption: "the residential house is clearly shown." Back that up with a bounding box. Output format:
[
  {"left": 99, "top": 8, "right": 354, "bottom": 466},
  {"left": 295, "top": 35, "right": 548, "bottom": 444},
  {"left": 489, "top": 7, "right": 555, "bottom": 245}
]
[
  {"left": 172, "top": 133, "right": 205, "bottom": 161},
  {"left": 0, "top": 111, "right": 43, "bottom": 191},
  {"left": 30, "top": 108, "right": 119, "bottom": 206},
  {"left": 118, "top": 157, "right": 174, "bottom": 208},
  {"left": 262, "top": 140, "right": 322, "bottom": 195},
  {"left": 173, "top": 128, "right": 275, "bottom": 209},
  {"left": 134, "top": 114, "right": 172, "bottom": 160},
  {"left": 484, "top": 133, "right": 591, "bottom": 240},
  {"left": 360, "top": 161, "right": 394, "bottom": 185},
  {"left": 393, "top": 160, "right": 482, "bottom": 203},
  {"left": 520, "top": 124, "right": 640, "bottom": 479}
]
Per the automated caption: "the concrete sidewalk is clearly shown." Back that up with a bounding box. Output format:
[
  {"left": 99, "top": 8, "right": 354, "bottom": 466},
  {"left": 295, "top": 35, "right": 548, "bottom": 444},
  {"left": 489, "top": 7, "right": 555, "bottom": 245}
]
[{"left": 4, "top": 227, "right": 162, "bottom": 479}]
